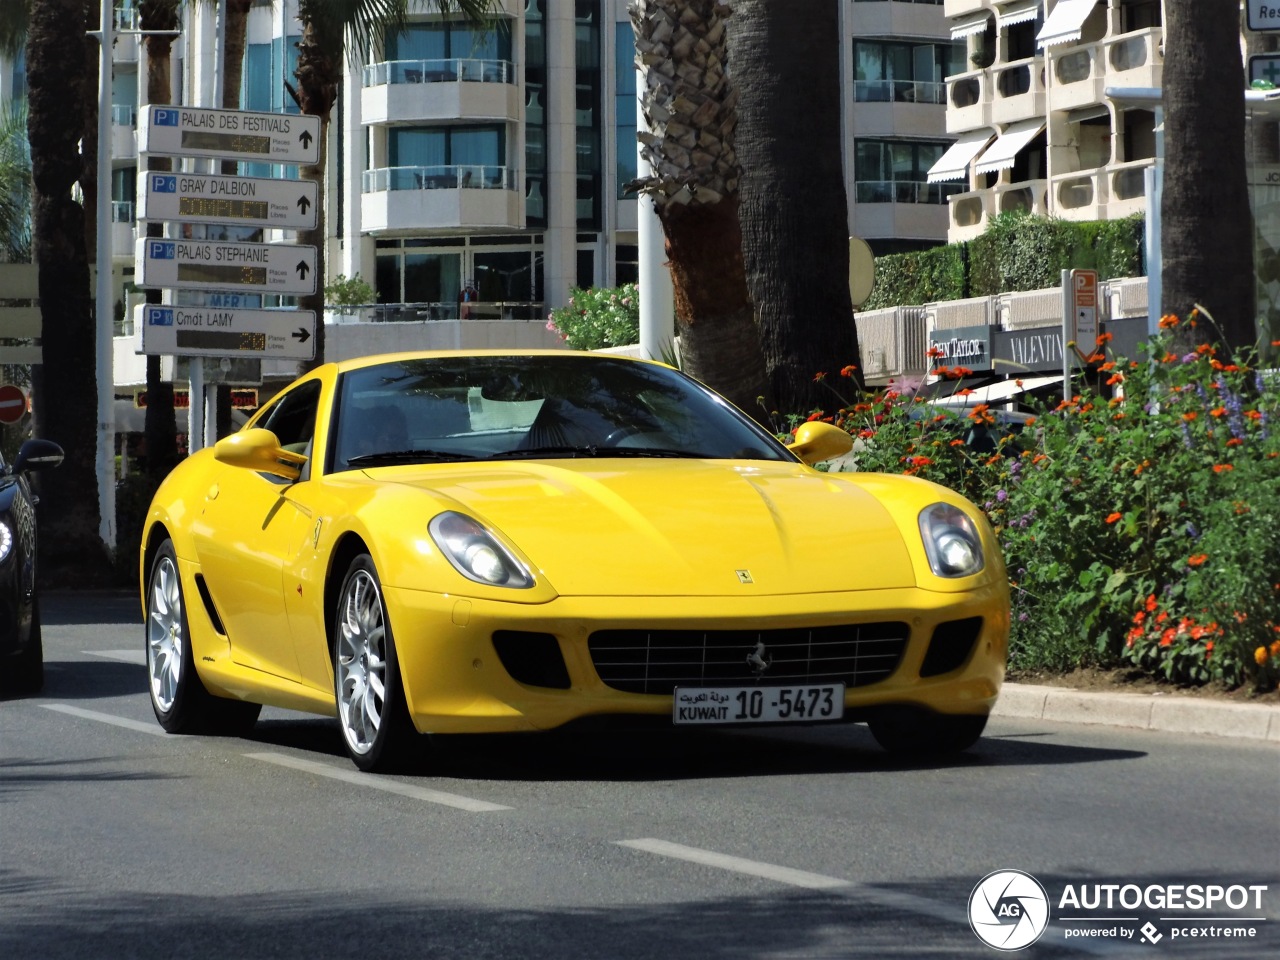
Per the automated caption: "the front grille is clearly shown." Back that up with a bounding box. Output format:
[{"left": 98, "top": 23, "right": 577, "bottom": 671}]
[{"left": 588, "top": 623, "right": 909, "bottom": 695}]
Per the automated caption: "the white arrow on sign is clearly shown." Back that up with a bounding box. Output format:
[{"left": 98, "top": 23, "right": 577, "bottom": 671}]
[
  {"left": 139, "top": 171, "right": 318, "bottom": 230},
  {"left": 136, "top": 305, "right": 316, "bottom": 361},
  {"left": 138, "top": 106, "right": 320, "bottom": 165},
  {"left": 135, "top": 238, "right": 317, "bottom": 295}
]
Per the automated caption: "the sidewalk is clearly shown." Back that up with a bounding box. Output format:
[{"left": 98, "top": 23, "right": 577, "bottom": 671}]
[{"left": 994, "top": 682, "right": 1280, "bottom": 743}]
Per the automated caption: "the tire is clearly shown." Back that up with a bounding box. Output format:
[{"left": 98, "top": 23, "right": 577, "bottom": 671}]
[
  {"left": 333, "top": 554, "right": 418, "bottom": 772},
  {"left": 868, "top": 707, "right": 988, "bottom": 756},
  {"left": 146, "top": 540, "right": 261, "bottom": 735},
  {"left": 8, "top": 595, "right": 44, "bottom": 695}
]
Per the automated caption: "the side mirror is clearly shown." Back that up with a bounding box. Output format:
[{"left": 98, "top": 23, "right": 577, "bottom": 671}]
[
  {"left": 213, "top": 428, "right": 307, "bottom": 481},
  {"left": 11, "top": 438, "right": 65, "bottom": 475},
  {"left": 787, "top": 421, "right": 853, "bottom": 466}
]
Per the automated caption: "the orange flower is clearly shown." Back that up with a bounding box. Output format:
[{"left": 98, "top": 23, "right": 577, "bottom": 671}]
[
  {"left": 1099, "top": 361, "right": 1116, "bottom": 371},
  {"left": 926, "top": 346, "right": 945, "bottom": 359},
  {"left": 1226, "top": 438, "right": 1243, "bottom": 447},
  {"left": 1156, "top": 611, "right": 1169, "bottom": 625},
  {"left": 1182, "top": 412, "right": 1198, "bottom": 422},
  {"left": 1106, "top": 373, "right": 1124, "bottom": 385},
  {"left": 1195, "top": 343, "right": 1214, "bottom": 355},
  {"left": 1159, "top": 629, "right": 1176, "bottom": 647},
  {"left": 1245, "top": 410, "right": 1262, "bottom": 421},
  {"left": 1105, "top": 512, "right": 1123, "bottom": 524},
  {"left": 1187, "top": 554, "right": 1208, "bottom": 567},
  {"left": 1213, "top": 463, "right": 1234, "bottom": 473},
  {"left": 1256, "top": 646, "right": 1270, "bottom": 666},
  {"left": 949, "top": 438, "right": 964, "bottom": 447},
  {"left": 909, "top": 456, "right": 933, "bottom": 467},
  {"left": 813, "top": 372, "right": 827, "bottom": 381},
  {"left": 1132, "top": 610, "right": 1146, "bottom": 625},
  {"left": 1210, "top": 407, "right": 1227, "bottom": 418},
  {"left": 1095, "top": 332, "right": 1113, "bottom": 345},
  {"left": 1162, "top": 352, "right": 1178, "bottom": 363},
  {"left": 1271, "top": 640, "right": 1280, "bottom": 657},
  {"left": 956, "top": 388, "right": 974, "bottom": 396},
  {"left": 1146, "top": 594, "right": 1158, "bottom": 612},
  {"left": 1158, "top": 314, "right": 1180, "bottom": 329},
  {"left": 840, "top": 365, "right": 858, "bottom": 377}
]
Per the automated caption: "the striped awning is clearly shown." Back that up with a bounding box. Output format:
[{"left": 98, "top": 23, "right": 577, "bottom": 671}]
[
  {"left": 974, "top": 120, "right": 1045, "bottom": 176},
  {"left": 926, "top": 130, "right": 997, "bottom": 184},
  {"left": 998, "top": 0, "right": 1041, "bottom": 28},
  {"left": 1037, "top": 0, "right": 1098, "bottom": 48},
  {"left": 950, "top": 12, "right": 992, "bottom": 40}
]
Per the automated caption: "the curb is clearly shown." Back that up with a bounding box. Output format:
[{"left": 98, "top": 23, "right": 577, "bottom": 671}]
[{"left": 994, "top": 682, "right": 1280, "bottom": 743}]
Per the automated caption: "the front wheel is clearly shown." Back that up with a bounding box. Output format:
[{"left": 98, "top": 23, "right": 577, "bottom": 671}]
[
  {"left": 146, "top": 540, "right": 261, "bottom": 735},
  {"left": 868, "top": 708, "right": 988, "bottom": 756},
  {"left": 333, "top": 555, "right": 419, "bottom": 772}
]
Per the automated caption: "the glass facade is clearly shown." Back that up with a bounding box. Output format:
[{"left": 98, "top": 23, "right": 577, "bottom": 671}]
[
  {"left": 615, "top": 22, "right": 637, "bottom": 198},
  {"left": 575, "top": 1, "right": 602, "bottom": 230},
  {"left": 854, "top": 139, "right": 960, "bottom": 205},
  {"left": 854, "top": 39, "right": 963, "bottom": 105}
]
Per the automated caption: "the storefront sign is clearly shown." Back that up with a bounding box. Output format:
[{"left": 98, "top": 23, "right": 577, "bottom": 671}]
[{"left": 928, "top": 324, "right": 993, "bottom": 372}]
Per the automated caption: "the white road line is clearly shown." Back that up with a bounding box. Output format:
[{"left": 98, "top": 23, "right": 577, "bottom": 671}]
[
  {"left": 40, "top": 703, "right": 167, "bottom": 736},
  {"left": 615, "top": 838, "right": 851, "bottom": 891},
  {"left": 615, "top": 838, "right": 1144, "bottom": 957},
  {"left": 244, "top": 751, "right": 512, "bottom": 812},
  {"left": 85, "top": 649, "right": 146, "bottom": 665}
]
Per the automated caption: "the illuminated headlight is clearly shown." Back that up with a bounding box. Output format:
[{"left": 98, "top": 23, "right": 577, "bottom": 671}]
[
  {"left": 0, "top": 520, "right": 11, "bottom": 563},
  {"left": 918, "top": 502, "right": 984, "bottom": 578},
  {"left": 428, "top": 512, "right": 534, "bottom": 589}
]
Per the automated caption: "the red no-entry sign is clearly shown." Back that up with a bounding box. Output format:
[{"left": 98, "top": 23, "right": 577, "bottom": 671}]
[{"left": 0, "top": 383, "right": 28, "bottom": 424}]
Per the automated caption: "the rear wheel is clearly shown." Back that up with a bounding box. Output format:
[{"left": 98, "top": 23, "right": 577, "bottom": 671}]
[
  {"left": 868, "top": 708, "right": 988, "bottom": 756},
  {"left": 6, "top": 595, "right": 44, "bottom": 695},
  {"left": 146, "top": 540, "right": 261, "bottom": 735},
  {"left": 334, "top": 555, "right": 418, "bottom": 772}
]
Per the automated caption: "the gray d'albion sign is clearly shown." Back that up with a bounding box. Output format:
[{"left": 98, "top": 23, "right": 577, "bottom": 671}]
[{"left": 927, "top": 324, "right": 993, "bottom": 373}]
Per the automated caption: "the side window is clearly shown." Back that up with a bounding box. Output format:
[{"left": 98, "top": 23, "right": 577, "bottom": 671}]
[{"left": 259, "top": 380, "right": 322, "bottom": 453}]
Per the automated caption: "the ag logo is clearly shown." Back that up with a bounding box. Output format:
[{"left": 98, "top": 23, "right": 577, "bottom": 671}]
[{"left": 968, "top": 869, "right": 1050, "bottom": 951}]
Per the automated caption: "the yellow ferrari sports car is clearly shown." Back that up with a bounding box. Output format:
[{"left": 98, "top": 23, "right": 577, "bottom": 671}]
[{"left": 140, "top": 350, "right": 1008, "bottom": 771}]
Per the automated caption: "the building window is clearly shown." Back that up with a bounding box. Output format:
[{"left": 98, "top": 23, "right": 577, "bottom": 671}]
[
  {"left": 576, "top": 0, "right": 602, "bottom": 230},
  {"left": 854, "top": 39, "right": 962, "bottom": 104},
  {"left": 525, "top": 0, "right": 548, "bottom": 227},
  {"left": 615, "top": 23, "right": 638, "bottom": 199},
  {"left": 853, "top": 139, "right": 960, "bottom": 205}
]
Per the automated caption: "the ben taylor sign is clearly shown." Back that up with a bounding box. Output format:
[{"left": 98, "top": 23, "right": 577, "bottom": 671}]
[{"left": 928, "top": 325, "right": 993, "bottom": 373}]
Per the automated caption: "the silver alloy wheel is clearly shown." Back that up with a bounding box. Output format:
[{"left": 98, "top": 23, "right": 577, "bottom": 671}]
[
  {"left": 336, "top": 569, "right": 389, "bottom": 756},
  {"left": 147, "top": 554, "right": 184, "bottom": 713}
]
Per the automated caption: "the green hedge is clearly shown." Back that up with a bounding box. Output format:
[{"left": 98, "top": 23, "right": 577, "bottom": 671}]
[{"left": 862, "top": 212, "right": 1145, "bottom": 309}]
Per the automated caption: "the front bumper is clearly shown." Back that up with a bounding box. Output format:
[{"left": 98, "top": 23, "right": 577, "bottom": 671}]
[{"left": 382, "top": 583, "right": 1009, "bottom": 735}]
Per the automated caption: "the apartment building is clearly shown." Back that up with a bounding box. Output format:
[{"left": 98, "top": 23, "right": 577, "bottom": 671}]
[{"left": 927, "top": 0, "right": 1163, "bottom": 241}]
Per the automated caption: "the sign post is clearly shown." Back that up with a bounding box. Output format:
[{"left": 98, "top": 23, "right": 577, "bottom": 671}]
[{"left": 1070, "top": 268, "right": 1099, "bottom": 348}]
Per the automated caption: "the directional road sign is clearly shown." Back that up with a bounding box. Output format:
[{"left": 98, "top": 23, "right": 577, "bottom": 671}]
[
  {"left": 139, "top": 171, "right": 318, "bottom": 230},
  {"left": 1250, "top": 54, "right": 1280, "bottom": 87},
  {"left": 136, "top": 305, "right": 316, "bottom": 361},
  {"left": 1249, "top": 3, "right": 1280, "bottom": 30},
  {"left": 138, "top": 106, "right": 320, "bottom": 165},
  {"left": 136, "top": 238, "right": 317, "bottom": 295}
]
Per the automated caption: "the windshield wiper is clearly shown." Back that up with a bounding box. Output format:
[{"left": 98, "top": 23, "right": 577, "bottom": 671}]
[
  {"left": 347, "top": 449, "right": 473, "bottom": 466},
  {"left": 489, "top": 445, "right": 699, "bottom": 460}
]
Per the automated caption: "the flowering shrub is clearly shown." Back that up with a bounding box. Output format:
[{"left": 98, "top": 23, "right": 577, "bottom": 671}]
[
  {"left": 546, "top": 284, "right": 640, "bottom": 351},
  {"left": 803, "top": 318, "right": 1280, "bottom": 690}
]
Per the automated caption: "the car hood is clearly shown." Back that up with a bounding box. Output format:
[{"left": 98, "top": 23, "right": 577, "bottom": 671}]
[{"left": 378, "top": 459, "right": 916, "bottom": 597}]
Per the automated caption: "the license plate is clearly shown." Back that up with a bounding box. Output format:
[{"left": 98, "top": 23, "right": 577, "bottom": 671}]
[{"left": 672, "top": 684, "right": 845, "bottom": 725}]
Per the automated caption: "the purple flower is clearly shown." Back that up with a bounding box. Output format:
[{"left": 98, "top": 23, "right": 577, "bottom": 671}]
[
  {"left": 996, "top": 489, "right": 1008, "bottom": 503},
  {"left": 1018, "top": 613, "right": 1029, "bottom": 622},
  {"left": 1181, "top": 353, "right": 1198, "bottom": 364}
]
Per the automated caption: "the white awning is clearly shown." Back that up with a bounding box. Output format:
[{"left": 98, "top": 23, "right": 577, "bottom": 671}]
[
  {"left": 926, "top": 130, "right": 996, "bottom": 184},
  {"left": 1037, "top": 0, "right": 1097, "bottom": 48},
  {"left": 932, "top": 375, "right": 1062, "bottom": 407},
  {"left": 998, "top": 0, "right": 1041, "bottom": 28},
  {"left": 950, "top": 12, "right": 992, "bottom": 40},
  {"left": 974, "top": 119, "right": 1045, "bottom": 175}
]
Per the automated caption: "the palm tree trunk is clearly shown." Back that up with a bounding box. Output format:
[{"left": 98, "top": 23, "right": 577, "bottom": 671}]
[
  {"left": 628, "top": 0, "right": 771, "bottom": 420},
  {"left": 140, "top": 0, "right": 181, "bottom": 479},
  {"left": 1161, "top": 0, "right": 1255, "bottom": 351},
  {"left": 728, "top": 0, "right": 861, "bottom": 415},
  {"left": 27, "top": 0, "right": 109, "bottom": 579}
]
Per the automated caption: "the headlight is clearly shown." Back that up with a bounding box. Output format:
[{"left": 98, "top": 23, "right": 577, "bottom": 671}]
[
  {"left": 918, "top": 502, "right": 984, "bottom": 578},
  {"left": 0, "top": 520, "right": 11, "bottom": 563},
  {"left": 428, "top": 512, "right": 534, "bottom": 589}
]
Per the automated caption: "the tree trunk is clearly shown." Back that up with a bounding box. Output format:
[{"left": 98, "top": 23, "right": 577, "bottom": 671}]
[
  {"left": 628, "top": 0, "right": 771, "bottom": 420},
  {"left": 27, "top": 0, "right": 109, "bottom": 580},
  {"left": 140, "top": 0, "right": 180, "bottom": 480},
  {"left": 1161, "top": 1, "right": 1255, "bottom": 351},
  {"left": 728, "top": 1, "right": 862, "bottom": 415}
]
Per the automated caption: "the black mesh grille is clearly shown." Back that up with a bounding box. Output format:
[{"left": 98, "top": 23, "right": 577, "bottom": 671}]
[
  {"left": 919, "top": 616, "right": 983, "bottom": 677},
  {"left": 492, "top": 631, "right": 572, "bottom": 689},
  {"left": 588, "top": 623, "right": 909, "bottom": 695}
]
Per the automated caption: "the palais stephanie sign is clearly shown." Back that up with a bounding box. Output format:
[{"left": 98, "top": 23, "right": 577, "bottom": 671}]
[{"left": 967, "top": 869, "right": 1270, "bottom": 950}]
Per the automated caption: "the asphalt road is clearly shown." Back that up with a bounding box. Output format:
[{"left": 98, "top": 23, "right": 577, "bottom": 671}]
[{"left": 1, "top": 591, "right": 1277, "bottom": 960}]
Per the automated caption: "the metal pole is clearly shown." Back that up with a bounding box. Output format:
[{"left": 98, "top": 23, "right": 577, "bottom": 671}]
[
  {"left": 636, "top": 74, "right": 674, "bottom": 362},
  {"left": 94, "top": 0, "right": 117, "bottom": 549},
  {"left": 205, "top": 0, "right": 227, "bottom": 447}
]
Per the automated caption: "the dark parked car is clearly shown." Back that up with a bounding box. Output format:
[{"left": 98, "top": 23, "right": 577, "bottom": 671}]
[{"left": 0, "top": 438, "right": 64, "bottom": 694}]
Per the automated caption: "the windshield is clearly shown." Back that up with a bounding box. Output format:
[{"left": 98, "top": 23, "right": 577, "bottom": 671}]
[{"left": 328, "top": 355, "right": 790, "bottom": 472}]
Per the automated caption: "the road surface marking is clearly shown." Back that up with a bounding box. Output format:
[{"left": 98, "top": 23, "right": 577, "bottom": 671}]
[
  {"left": 244, "top": 751, "right": 512, "bottom": 812},
  {"left": 616, "top": 838, "right": 1144, "bottom": 956},
  {"left": 615, "top": 838, "right": 851, "bottom": 890},
  {"left": 85, "top": 649, "right": 146, "bottom": 665},
  {"left": 40, "top": 703, "right": 167, "bottom": 736}
]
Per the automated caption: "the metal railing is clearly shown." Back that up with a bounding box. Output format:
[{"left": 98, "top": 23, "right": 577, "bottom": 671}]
[
  {"left": 362, "top": 165, "right": 515, "bottom": 192},
  {"left": 362, "top": 301, "right": 546, "bottom": 323},
  {"left": 362, "top": 58, "right": 515, "bottom": 87},
  {"left": 854, "top": 180, "right": 962, "bottom": 205},
  {"left": 111, "top": 200, "right": 135, "bottom": 223},
  {"left": 110, "top": 103, "right": 136, "bottom": 126},
  {"left": 853, "top": 79, "right": 946, "bottom": 105}
]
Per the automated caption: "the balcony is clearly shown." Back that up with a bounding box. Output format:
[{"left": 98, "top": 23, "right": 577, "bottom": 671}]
[
  {"left": 1105, "top": 158, "right": 1153, "bottom": 218},
  {"left": 361, "top": 164, "right": 523, "bottom": 234},
  {"left": 1101, "top": 28, "right": 1163, "bottom": 90},
  {"left": 1048, "top": 44, "right": 1105, "bottom": 111},
  {"left": 945, "top": 70, "right": 992, "bottom": 134},
  {"left": 948, "top": 189, "right": 995, "bottom": 242},
  {"left": 111, "top": 104, "right": 136, "bottom": 161},
  {"left": 994, "top": 179, "right": 1049, "bottom": 217},
  {"left": 991, "top": 57, "right": 1046, "bottom": 125},
  {"left": 361, "top": 59, "right": 520, "bottom": 125},
  {"left": 1051, "top": 168, "right": 1104, "bottom": 221},
  {"left": 110, "top": 201, "right": 136, "bottom": 257}
]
